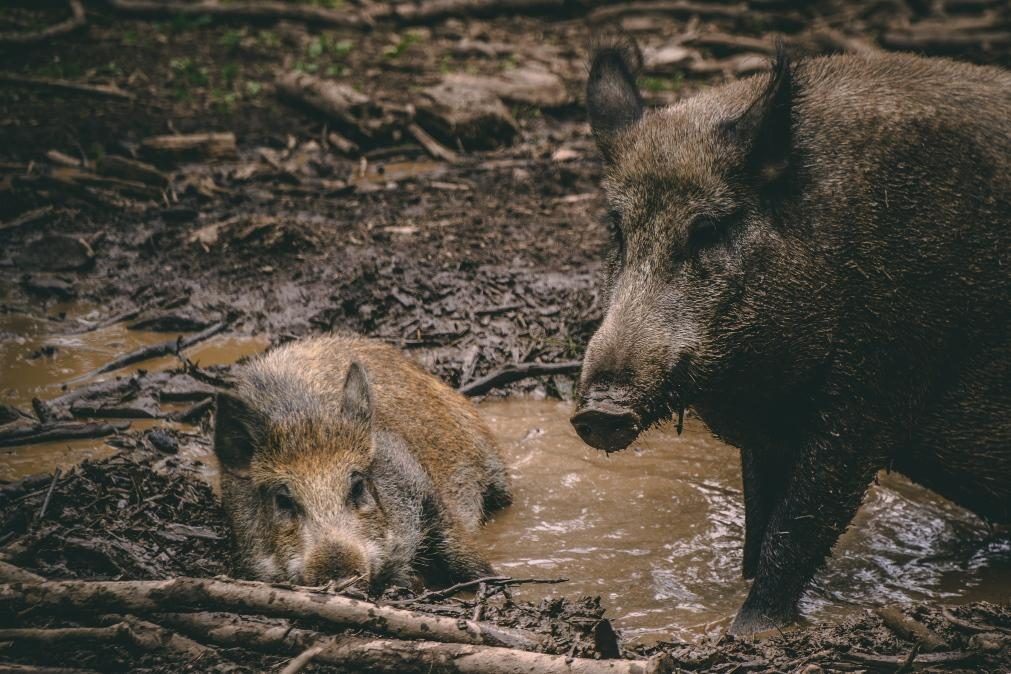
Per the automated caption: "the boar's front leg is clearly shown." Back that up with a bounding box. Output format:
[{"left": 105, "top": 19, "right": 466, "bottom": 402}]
[
  {"left": 730, "top": 434, "right": 880, "bottom": 635},
  {"left": 740, "top": 447, "right": 788, "bottom": 580}
]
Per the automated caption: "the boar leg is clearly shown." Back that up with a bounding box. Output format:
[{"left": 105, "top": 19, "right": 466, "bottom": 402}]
[
  {"left": 739, "top": 447, "right": 788, "bottom": 580},
  {"left": 436, "top": 524, "right": 496, "bottom": 582},
  {"left": 731, "top": 437, "right": 879, "bottom": 635}
]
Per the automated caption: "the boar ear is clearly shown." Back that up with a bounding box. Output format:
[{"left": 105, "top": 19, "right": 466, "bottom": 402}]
[
  {"left": 723, "top": 44, "right": 793, "bottom": 184},
  {"left": 587, "top": 37, "right": 644, "bottom": 161},
  {"left": 341, "top": 361, "right": 373, "bottom": 427},
  {"left": 213, "top": 392, "right": 266, "bottom": 477}
]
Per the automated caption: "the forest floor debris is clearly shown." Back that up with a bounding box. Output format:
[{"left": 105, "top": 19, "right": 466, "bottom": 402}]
[{"left": 2, "top": 0, "right": 1010, "bottom": 671}]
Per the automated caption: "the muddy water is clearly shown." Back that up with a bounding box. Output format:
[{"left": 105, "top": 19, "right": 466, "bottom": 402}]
[
  {"left": 0, "top": 306, "right": 267, "bottom": 480},
  {"left": 478, "top": 398, "right": 1011, "bottom": 642},
  {"left": 2, "top": 311, "right": 1009, "bottom": 641}
]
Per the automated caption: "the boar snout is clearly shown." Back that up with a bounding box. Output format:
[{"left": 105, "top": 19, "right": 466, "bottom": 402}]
[
  {"left": 303, "top": 539, "right": 368, "bottom": 586},
  {"left": 571, "top": 390, "right": 641, "bottom": 453}
]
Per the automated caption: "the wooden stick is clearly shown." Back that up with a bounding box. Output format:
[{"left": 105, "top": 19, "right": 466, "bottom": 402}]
[
  {"left": 459, "top": 361, "right": 582, "bottom": 396},
  {"left": 0, "top": 74, "right": 133, "bottom": 101},
  {"left": 105, "top": 0, "right": 369, "bottom": 29},
  {"left": 280, "top": 645, "right": 324, "bottom": 674},
  {"left": 875, "top": 606, "right": 948, "bottom": 652},
  {"left": 589, "top": 1, "right": 749, "bottom": 23},
  {"left": 0, "top": 577, "right": 543, "bottom": 651},
  {"left": 82, "top": 322, "right": 227, "bottom": 379},
  {"left": 0, "top": 206, "right": 57, "bottom": 235},
  {"left": 843, "top": 649, "right": 975, "bottom": 667},
  {"left": 0, "top": 0, "right": 86, "bottom": 45},
  {"left": 158, "top": 611, "right": 667, "bottom": 674},
  {"left": 0, "top": 421, "right": 129, "bottom": 448},
  {"left": 407, "top": 122, "right": 460, "bottom": 163}
]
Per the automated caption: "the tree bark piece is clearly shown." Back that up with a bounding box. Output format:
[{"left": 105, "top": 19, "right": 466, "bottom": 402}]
[
  {"left": 459, "top": 361, "right": 582, "bottom": 396},
  {"left": 407, "top": 123, "right": 460, "bottom": 163},
  {"left": 275, "top": 71, "right": 379, "bottom": 141},
  {"left": 105, "top": 0, "right": 368, "bottom": 29},
  {"left": 140, "top": 133, "right": 237, "bottom": 166},
  {"left": 0, "top": 0, "right": 86, "bottom": 45},
  {"left": 0, "top": 577, "right": 543, "bottom": 651}
]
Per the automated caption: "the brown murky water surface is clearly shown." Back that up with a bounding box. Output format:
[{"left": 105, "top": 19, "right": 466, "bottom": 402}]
[
  {"left": 478, "top": 398, "right": 1011, "bottom": 642},
  {"left": 0, "top": 306, "right": 267, "bottom": 480},
  {"left": 2, "top": 311, "right": 1008, "bottom": 642}
]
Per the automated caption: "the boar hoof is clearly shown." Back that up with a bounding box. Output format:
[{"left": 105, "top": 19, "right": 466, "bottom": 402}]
[
  {"left": 728, "top": 606, "right": 794, "bottom": 636},
  {"left": 570, "top": 402, "right": 641, "bottom": 453}
]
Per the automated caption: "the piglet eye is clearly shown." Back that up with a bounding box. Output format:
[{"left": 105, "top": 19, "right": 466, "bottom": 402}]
[
  {"left": 273, "top": 486, "right": 299, "bottom": 517},
  {"left": 349, "top": 474, "right": 368, "bottom": 508}
]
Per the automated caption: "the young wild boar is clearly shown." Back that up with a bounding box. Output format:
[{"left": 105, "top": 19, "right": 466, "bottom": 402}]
[
  {"left": 213, "top": 334, "right": 510, "bottom": 592},
  {"left": 571, "top": 42, "right": 1010, "bottom": 634}
]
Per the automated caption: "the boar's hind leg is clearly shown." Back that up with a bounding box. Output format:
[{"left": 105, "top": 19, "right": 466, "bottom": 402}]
[
  {"left": 730, "top": 435, "right": 880, "bottom": 635},
  {"left": 740, "top": 447, "right": 789, "bottom": 580}
]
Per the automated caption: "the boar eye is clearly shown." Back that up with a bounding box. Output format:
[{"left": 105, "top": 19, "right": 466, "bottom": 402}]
[
  {"left": 349, "top": 473, "right": 368, "bottom": 508},
  {"left": 687, "top": 216, "right": 722, "bottom": 253},
  {"left": 273, "top": 486, "right": 299, "bottom": 518}
]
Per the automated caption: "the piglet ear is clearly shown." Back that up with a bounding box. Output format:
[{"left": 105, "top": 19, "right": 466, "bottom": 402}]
[
  {"left": 213, "top": 392, "right": 266, "bottom": 477},
  {"left": 722, "top": 44, "right": 793, "bottom": 184},
  {"left": 341, "top": 361, "right": 373, "bottom": 428},
  {"left": 587, "top": 36, "right": 644, "bottom": 162}
]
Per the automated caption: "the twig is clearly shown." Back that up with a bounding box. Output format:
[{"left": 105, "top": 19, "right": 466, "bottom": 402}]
[
  {"left": 105, "top": 0, "right": 369, "bottom": 29},
  {"left": 407, "top": 122, "right": 460, "bottom": 162},
  {"left": 844, "top": 649, "right": 975, "bottom": 667},
  {"left": 589, "top": 1, "right": 750, "bottom": 23},
  {"left": 0, "top": 0, "right": 86, "bottom": 46},
  {"left": 0, "top": 74, "right": 133, "bottom": 100},
  {"left": 0, "top": 206, "right": 57, "bottom": 235},
  {"left": 280, "top": 645, "right": 324, "bottom": 674},
  {"left": 0, "top": 421, "right": 129, "bottom": 448},
  {"left": 78, "top": 322, "right": 227, "bottom": 380},
  {"left": 0, "top": 576, "right": 544, "bottom": 651},
  {"left": 31, "top": 469, "right": 61, "bottom": 529},
  {"left": 459, "top": 361, "right": 582, "bottom": 396},
  {"left": 941, "top": 606, "right": 1011, "bottom": 635},
  {"left": 387, "top": 576, "right": 568, "bottom": 605},
  {"left": 0, "top": 561, "right": 45, "bottom": 584}
]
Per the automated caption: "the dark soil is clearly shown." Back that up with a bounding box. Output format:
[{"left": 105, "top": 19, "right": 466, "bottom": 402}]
[{"left": 2, "top": 0, "right": 1010, "bottom": 671}]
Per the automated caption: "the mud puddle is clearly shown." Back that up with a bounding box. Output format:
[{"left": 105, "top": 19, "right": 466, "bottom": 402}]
[
  {"left": 0, "top": 306, "right": 267, "bottom": 480},
  {"left": 478, "top": 398, "right": 1011, "bottom": 643}
]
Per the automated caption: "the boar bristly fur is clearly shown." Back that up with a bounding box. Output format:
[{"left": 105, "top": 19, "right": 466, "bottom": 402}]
[
  {"left": 214, "top": 334, "right": 510, "bottom": 592},
  {"left": 574, "top": 43, "right": 1010, "bottom": 635}
]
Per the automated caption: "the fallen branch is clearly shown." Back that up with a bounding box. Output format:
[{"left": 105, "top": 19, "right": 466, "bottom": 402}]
[
  {"left": 157, "top": 611, "right": 668, "bottom": 674},
  {"left": 881, "top": 30, "right": 1011, "bottom": 52},
  {"left": 941, "top": 606, "right": 1011, "bottom": 635},
  {"left": 589, "top": 1, "right": 749, "bottom": 23},
  {"left": 0, "top": 74, "right": 133, "bottom": 100},
  {"left": 81, "top": 322, "right": 227, "bottom": 380},
  {"left": 0, "top": 0, "right": 86, "bottom": 46},
  {"left": 105, "top": 0, "right": 369, "bottom": 29},
  {"left": 275, "top": 71, "right": 389, "bottom": 141},
  {"left": 459, "top": 361, "right": 582, "bottom": 396},
  {"left": 386, "top": 575, "right": 568, "bottom": 606},
  {"left": 875, "top": 606, "right": 948, "bottom": 652},
  {"left": 0, "top": 206, "right": 57, "bottom": 235},
  {"left": 0, "top": 618, "right": 215, "bottom": 662},
  {"left": 0, "top": 421, "right": 129, "bottom": 448},
  {"left": 370, "top": 0, "right": 567, "bottom": 24},
  {"left": 0, "top": 576, "right": 543, "bottom": 651},
  {"left": 843, "top": 649, "right": 976, "bottom": 667}
]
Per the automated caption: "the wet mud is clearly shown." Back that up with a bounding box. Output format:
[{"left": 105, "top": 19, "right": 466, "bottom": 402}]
[{"left": 2, "top": 0, "right": 1011, "bottom": 671}]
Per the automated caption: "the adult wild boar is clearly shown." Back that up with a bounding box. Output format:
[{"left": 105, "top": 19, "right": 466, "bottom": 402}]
[
  {"left": 570, "top": 43, "right": 1010, "bottom": 634},
  {"left": 214, "top": 334, "right": 510, "bottom": 592}
]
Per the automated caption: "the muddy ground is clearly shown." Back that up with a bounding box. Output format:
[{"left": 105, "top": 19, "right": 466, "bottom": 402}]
[{"left": 2, "top": 0, "right": 1011, "bottom": 671}]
